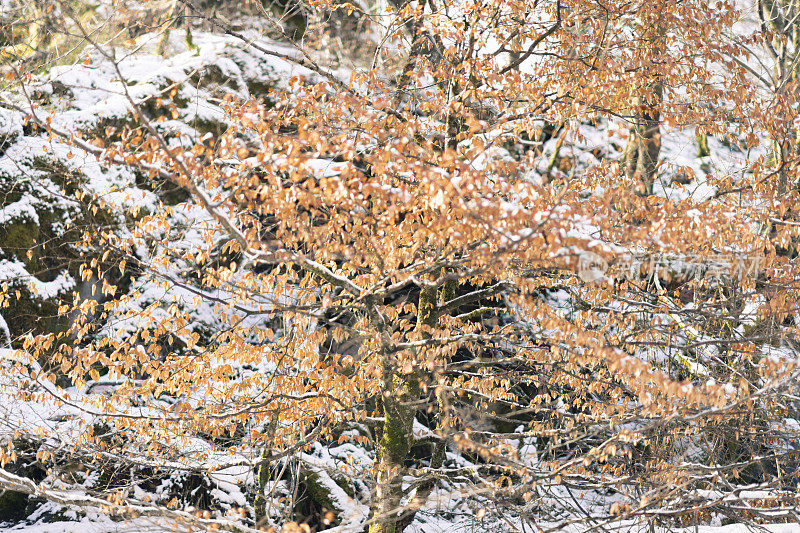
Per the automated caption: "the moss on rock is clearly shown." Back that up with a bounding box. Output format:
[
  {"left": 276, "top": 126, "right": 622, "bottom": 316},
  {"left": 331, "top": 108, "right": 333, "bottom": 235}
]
[
  {"left": 0, "top": 489, "right": 29, "bottom": 523},
  {"left": 2, "top": 221, "right": 40, "bottom": 271}
]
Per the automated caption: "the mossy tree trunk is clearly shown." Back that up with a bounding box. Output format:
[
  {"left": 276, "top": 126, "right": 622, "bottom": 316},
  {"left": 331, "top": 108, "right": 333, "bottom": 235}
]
[
  {"left": 697, "top": 129, "right": 710, "bottom": 158},
  {"left": 369, "top": 375, "right": 417, "bottom": 533},
  {"left": 369, "top": 284, "right": 435, "bottom": 533},
  {"left": 5, "top": 0, "right": 59, "bottom": 62},
  {"left": 254, "top": 410, "right": 280, "bottom": 527},
  {"left": 370, "top": 270, "right": 458, "bottom": 533},
  {"left": 758, "top": 0, "right": 800, "bottom": 193}
]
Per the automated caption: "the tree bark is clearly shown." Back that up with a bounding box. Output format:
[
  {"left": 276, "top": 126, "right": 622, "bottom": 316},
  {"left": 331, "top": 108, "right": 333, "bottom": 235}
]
[
  {"left": 369, "top": 285, "right": 435, "bottom": 533},
  {"left": 623, "top": 89, "right": 662, "bottom": 196},
  {"left": 696, "top": 129, "right": 710, "bottom": 158},
  {"left": 622, "top": 14, "right": 665, "bottom": 197},
  {"left": 254, "top": 410, "right": 280, "bottom": 527}
]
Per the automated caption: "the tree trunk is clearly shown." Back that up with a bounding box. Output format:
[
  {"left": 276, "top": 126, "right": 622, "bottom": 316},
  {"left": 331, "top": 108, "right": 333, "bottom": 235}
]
[
  {"left": 623, "top": 89, "right": 662, "bottom": 196},
  {"left": 623, "top": 14, "right": 665, "bottom": 197},
  {"left": 370, "top": 283, "right": 439, "bottom": 533},
  {"left": 369, "top": 377, "right": 417, "bottom": 533},
  {"left": 696, "top": 129, "right": 710, "bottom": 158},
  {"left": 254, "top": 411, "right": 280, "bottom": 527}
]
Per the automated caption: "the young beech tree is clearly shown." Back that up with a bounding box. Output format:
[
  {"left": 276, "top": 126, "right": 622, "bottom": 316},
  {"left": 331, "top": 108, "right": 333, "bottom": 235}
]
[{"left": 4, "top": 0, "right": 800, "bottom": 531}]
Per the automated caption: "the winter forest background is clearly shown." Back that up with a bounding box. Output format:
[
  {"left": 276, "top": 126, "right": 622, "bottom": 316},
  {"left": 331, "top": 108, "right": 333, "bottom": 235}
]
[{"left": 2, "top": 0, "right": 800, "bottom": 531}]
